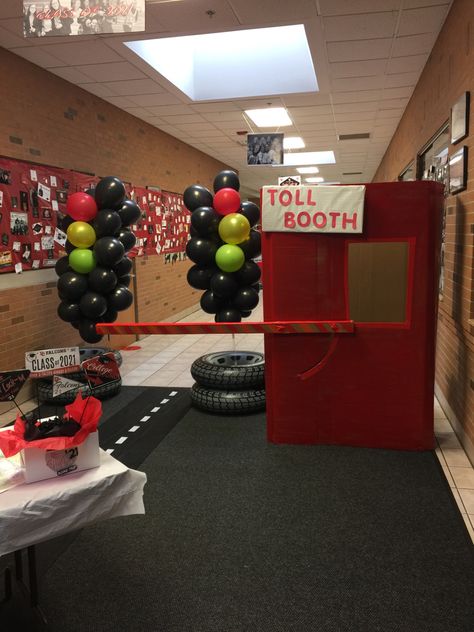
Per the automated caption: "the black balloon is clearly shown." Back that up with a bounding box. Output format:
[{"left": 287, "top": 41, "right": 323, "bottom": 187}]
[
  {"left": 118, "top": 274, "right": 131, "bottom": 287},
  {"left": 79, "top": 318, "right": 103, "bottom": 344},
  {"left": 239, "top": 201, "right": 260, "bottom": 227},
  {"left": 200, "top": 290, "right": 224, "bottom": 314},
  {"left": 108, "top": 285, "right": 133, "bottom": 311},
  {"left": 185, "top": 238, "right": 218, "bottom": 267},
  {"left": 189, "top": 225, "right": 199, "bottom": 238},
  {"left": 239, "top": 229, "right": 261, "bottom": 260},
  {"left": 57, "top": 301, "right": 81, "bottom": 323},
  {"left": 215, "top": 308, "right": 242, "bottom": 323},
  {"left": 60, "top": 215, "right": 74, "bottom": 232},
  {"left": 55, "top": 256, "right": 70, "bottom": 277},
  {"left": 71, "top": 320, "right": 80, "bottom": 330},
  {"left": 114, "top": 257, "right": 133, "bottom": 277},
  {"left": 85, "top": 187, "right": 96, "bottom": 198},
  {"left": 186, "top": 265, "right": 216, "bottom": 290},
  {"left": 95, "top": 176, "right": 126, "bottom": 210},
  {"left": 210, "top": 271, "right": 238, "bottom": 298},
  {"left": 234, "top": 260, "right": 261, "bottom": 286},
  {"left": 116, "top": 228, "right": 137, "bottom": 252},
  {"left": 80, "top": 291, "right": 107, "bottom": 319},
  {"left": 183, "top": 184, "right": 213, "bottom": 212},
  {"left": 93, "top": 210, "right": 122, "bottom": 237},
  {"left": 100, "top": 307, "right": 118, "bottom": 323},
  {"left": 213, "top": 170, "right": 240, "bottom": 193},
  {"left": 240, "top": 310, "right": 252, "bottom": 318},
  {"left": 88, "top": 267, "right": 118, "bottom": 293},
  {"left": 65, "top": 239, "right": 75, "bottom": 254},
  {"left": 190, "top": 207, "right": 220, "bottom": 238},
  {"left": 118, "top": 199, "right": 141, "bottom": 227},
  {"left": 93, "top": 237, "right": 125, "bottom": 267},
  {"left": 233, "top": 286, "right": 259, "bottom": 311},
  {"left": 57, "top": 271, "right": 88, "bottom": 301}
]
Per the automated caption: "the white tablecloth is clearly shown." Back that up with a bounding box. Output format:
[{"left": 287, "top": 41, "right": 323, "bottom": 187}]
[{"left": 0, "top": 450, "right": 147, "bottom": 557}]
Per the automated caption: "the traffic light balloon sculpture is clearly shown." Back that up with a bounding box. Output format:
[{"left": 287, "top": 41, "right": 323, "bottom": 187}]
[
  {"left": 56, "top": 177, "right": 139, "bottom": 344},
  {"left": 184, "top": 170, "right": 261, "bottom": 322}
]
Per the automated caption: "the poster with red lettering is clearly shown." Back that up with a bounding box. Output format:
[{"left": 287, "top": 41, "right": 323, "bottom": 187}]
[{"left": 261, "top": 185, "right": 365, "bottom": 234}]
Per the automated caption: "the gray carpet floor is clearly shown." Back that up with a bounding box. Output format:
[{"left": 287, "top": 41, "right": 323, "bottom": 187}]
[{"left": 33, "top": 410, "right": 474, "bottom": 631}]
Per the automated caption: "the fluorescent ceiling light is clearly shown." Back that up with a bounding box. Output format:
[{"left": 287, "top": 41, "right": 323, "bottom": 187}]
[
  {"left": 284, "top": 151, "right": 336, "bottom": 166},
  {"left": 125, "top": 24, "right": 318, "bottom": 101},
  {"left": 305, "top": 177, "right": 325, "bottom": 183},
  {"left": 246, "top": 108, "right": 292, "bottom": 127},
  {"left": 284, "top": 136, "right": 305, "bottom": 150},
  {"left": 296, "top": 166, "right": 319, "bottom": 174}
]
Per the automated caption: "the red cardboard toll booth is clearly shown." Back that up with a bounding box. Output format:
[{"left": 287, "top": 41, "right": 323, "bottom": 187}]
[{"left": 261, "top": 181, "right": 443, "bottom": 450}]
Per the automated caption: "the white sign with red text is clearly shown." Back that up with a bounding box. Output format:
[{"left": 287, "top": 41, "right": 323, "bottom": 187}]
[{"left": 261, "top": 185, "right": 365, "bottom": 234}]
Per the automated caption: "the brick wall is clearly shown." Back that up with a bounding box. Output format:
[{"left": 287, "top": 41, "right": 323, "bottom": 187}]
[
  {"left": 373, "top": 0, "right": 474, "bottom": 452},
  {"left": 0, "top": 46, "right": 231, "bottom": 400}
]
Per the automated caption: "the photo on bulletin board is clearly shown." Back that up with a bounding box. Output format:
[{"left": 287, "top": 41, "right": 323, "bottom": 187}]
[
  {"left": 449, "top": 146, "right": 467, "bottom": 194},
  {"left": 247, "top": 134, "right": 284, "bottom": 166},
  {"left": 22, "top": 1, "right": 146, "bottom": 38},
  {"left": 450, "top": 92, "right": 469, "bottom": 144}
]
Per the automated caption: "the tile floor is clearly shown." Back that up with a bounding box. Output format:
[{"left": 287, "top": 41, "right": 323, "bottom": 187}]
[{"left": 1, "top": 302, "right": 473, "bottom": 542}]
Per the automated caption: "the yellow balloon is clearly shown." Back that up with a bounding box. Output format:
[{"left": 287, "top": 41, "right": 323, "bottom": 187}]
[
  {"left": 67, "top": 221, "right": 96, "bottom": 249},
  {"left": 218, "top": 213, "right": 250, "bottom": 245}
]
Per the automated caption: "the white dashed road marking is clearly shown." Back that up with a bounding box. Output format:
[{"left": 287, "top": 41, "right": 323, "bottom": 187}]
[
  {"left": 151, "top": 407, "right": 160, "bottom": 413},
  {"left": 105, "top": 448, "right": 114, "bottom": 454},
  {"left": 160, "top": 399, "right": 169, "bottom": 404},
  {"left": 116, "top": 436, "right": 128, "bottom": 444},
  {"left": 129, "top": 426, "right": 140, "bottom": 432},
  {"left": 140, "top": 415, "right": 151, "bottom": 422},
  {"left": 169, "top": 391, "right": 178, "bottom": 396}
]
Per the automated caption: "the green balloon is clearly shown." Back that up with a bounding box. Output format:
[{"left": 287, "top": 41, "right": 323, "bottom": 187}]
[
  {"left": 69, "top": 248, "right": 96, "bottom": 274},
  {"left": 215, "top": 244, "right": 245, "bottom": 273}
]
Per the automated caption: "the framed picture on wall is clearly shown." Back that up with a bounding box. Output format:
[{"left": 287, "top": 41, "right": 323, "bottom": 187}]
[
  {"left": 450, "top": 92, "right": 470, "bottom": 144},
  {"left": 448, "top": 146, "right": 467, "bottom": 194}
]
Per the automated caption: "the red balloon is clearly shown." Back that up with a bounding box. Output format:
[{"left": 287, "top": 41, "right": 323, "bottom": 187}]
[
  {"left": 213, "top": 187, "right": 241, "bottom": 216},
  {"left": 66, "top": 192, "right": 98, "bottom": 222}
]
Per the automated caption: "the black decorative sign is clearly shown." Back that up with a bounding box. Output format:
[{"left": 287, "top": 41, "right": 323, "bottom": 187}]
[{"left": 0, "top": 369, "right": 30, "bottom": 402}]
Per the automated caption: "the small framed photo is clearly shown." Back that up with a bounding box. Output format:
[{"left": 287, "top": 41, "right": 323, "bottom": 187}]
[
  {"left": 450, "top": 92, "right": 469, "bottom": 144},
  {"left": 247, "top": 133, "right": 283, "bottom": 165},
  {"left": 448, "top": 146, "right": 467, "bottom": 194}
]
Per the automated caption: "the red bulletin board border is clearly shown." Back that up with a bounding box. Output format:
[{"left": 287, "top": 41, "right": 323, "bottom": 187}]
[{"left": 0, "top": 155, "right": 189, "bottom": 274}]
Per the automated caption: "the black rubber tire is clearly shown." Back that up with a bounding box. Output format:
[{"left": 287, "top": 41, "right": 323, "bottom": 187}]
[
  {"left": 190, "top": 383, "right": 266, "bottom": 415},
  {"left": 57, "top": 348, "right": 123, "bottom": 382},
  {"left": 191, "top": 351, "right": 264, "bottom": 390},
  {"left": 36, "top": 376, "right": 122, "bottom": 405}
]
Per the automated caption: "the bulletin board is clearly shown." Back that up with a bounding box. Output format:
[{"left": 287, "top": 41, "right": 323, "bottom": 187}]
[{"left": 0, "top": 155, "right": 189, "bottom": 274}]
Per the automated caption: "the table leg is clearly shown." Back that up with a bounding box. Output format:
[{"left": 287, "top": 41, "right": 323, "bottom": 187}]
[
  {"left": 1, "top": 567, "right": 12, "bottom": 603},
  {"left": 14, "top": 550, "right": 23, "bottom": 581},
  {"left": 27, "top": 546, "right": 38, "bottom": 608}
]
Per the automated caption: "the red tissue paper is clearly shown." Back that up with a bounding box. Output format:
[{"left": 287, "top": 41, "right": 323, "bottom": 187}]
[{"left": 0, "top": 392, "right": 102, "bottom": 458}]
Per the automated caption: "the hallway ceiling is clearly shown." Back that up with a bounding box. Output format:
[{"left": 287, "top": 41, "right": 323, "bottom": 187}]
[{"left": 0, "top": 0, "right": 452, "bottom": 197}]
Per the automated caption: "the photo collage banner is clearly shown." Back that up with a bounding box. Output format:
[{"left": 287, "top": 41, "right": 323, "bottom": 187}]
[{"left": 0, "top": 156, "right": 189, "bottom": 274}]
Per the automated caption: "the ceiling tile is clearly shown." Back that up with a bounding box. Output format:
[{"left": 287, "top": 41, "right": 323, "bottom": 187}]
[
  {"left": 323, "top": 12, "right": 398, "bottom": 41},
  {"left": 398, "top": 5, "right": 449, "bottom": 37},
  {"left": 289, "top": 105, "right": 333, "bottom": 118},
  {"left": 228, "top": 0, "right": 316, "bottom": 23},
  {"left": 334, "top": 111, "right": 376, "bottom": 122},
  {"left": 318, "top": 0, "right": 400, "bottom": 16},
  {"left": 384, "top": 72, "right": 419, "bottom": 88},
  {"left": 175, "top": 123, "right": 222, "bottom": 132},
  {"left": 202, "top": 111, "right": 246, "bottom": 124},
  {"left": 149, "top": 0, "right": 240, "bottom": 32},
  {"left": 102, "top": 79, "right": 165, "bottom": 96},
  {"left": 330, "top": 59, "right": 387, "bottom": 78},
  {"left": 123, "top": 107, "right": 158, "bottom": 119},
  {"left": 161, "top": 114, "right": 207, "bottom": 125},
  {"left": 332, "top": 76, "right": 385, "bottom": 92},
  {"left": 332, "top": 90, "right": 382, "bottom": 104},
  {"left": 0, "top": 24, "right": 27, "bottom": 48},
  {"left": 326, "top": 38, "right": 392, "bottom": 62},
  {"left": 75, "top": 62, "right": 146, "bottom": 82},
  {"left": 7, "top": 46, "right": 64, "bottom": 68},
  {"left": 382, "top": 86, "right": 413, "bottom": 99},
  {"left": 379, "top": 97, "right": 409, "bottom": 109},
  {"left": 49, "top": 66, "right": 95, "bottom": 83},
  {"left": 81, "top": 83, "right": 118, "bottom": 99},
  {"left": 104, "top": 96, "right": 139, "bottom": 109},
  {"left": 40, "top": 41, "right": 122, "bottom": 66},
  {"left": 391, "top": 33, "right": 436, "bottom": 57},
  {"left": 129, "top": 93, "right": 187, "bottom": 107},
  {"left": 282, "top": 94, "right": 332, "bottom": 107},
  {"left": 141, "top": 104, "right": 198, "bottom": 117},
  {"left": 387, "top": 54, "right": 427, "bottom": 75},
  {"left": 191, "top": 102, "right": 239, "bottom": 113},
  {"left": 376, "top": 108, "right": 404, "bottom": 119},
  {"left": 333, "top": 102, "right": 377, "bottom": 114}
]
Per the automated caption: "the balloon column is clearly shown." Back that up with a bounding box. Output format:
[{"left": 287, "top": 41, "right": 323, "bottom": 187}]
[
  {"left": 56, "top": 177, "right": 140, "bottom": 344},
  {"left": 184, "top": 170, "right": 261, "bottom": 322}
]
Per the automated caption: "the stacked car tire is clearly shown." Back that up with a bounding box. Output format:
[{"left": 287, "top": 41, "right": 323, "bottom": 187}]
[{"left": 190, "top": 350, "right": 266, "bottom": 415}]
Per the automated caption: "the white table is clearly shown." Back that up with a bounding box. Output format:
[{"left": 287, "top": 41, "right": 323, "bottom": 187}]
[{"left": 0, "top": 450, "right": 146, "bottom": 619}]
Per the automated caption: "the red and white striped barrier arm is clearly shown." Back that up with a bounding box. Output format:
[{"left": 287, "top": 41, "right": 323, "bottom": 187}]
[{"left": 96, "top": 320, "right": 355, "bottom": 336}]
